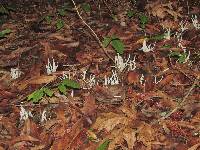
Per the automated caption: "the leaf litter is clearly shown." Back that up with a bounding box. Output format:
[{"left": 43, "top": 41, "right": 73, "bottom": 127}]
[{"left": 0, "top": 0, "right": 200, "bottom": 149}]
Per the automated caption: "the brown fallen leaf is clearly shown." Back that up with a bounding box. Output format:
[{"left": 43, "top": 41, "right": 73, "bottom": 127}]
[
  {"left": 137, "top": 122, "right": 155, "bottom": 149},
  {"left": 94, "top": 85, "right": 125, "bottom": 104},
  {"left": 127, "top": 71, "right": 140, "bottom": 84},
  {"left": 146, "top": 1, "right": 182, "bottom": 20},
  {"left": 81, "top": 94, "right": 97, "bottom": 115},
  {"left": 188, "top": 143, "right": 200, "bottom": 150},
  {"left": 92, "top": 112, "right": 129, "bottom": 132},
  {"left": 107, "top": 127, "right": 136, "bottom": 150},
  {"left": 123, "top": 127, "right": 137, "bottom": 149},
  {"left": 10, "top": 135, "right": 40, "bottom": 146},
  {"left": 17, "top": 75, "right": 56, "bottom": 90}
]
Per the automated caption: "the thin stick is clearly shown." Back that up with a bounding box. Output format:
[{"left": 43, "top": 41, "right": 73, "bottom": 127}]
[
  {"left": 70, "top": 0, "right": 114, "bottom": 62},
  {"left": 151, "top": 76, "right": 199, "bottom": 125}
]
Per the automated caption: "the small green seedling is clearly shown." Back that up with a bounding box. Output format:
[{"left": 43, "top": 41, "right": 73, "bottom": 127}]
[
  {"left": 169, "top": 51, "right": 188, "bottom": 63},
  {"left": 45, "top": 15, "right": 52, "bottom": 24},
  {"left": 162, "top": 44, "right": 172, "bottom": 48},
  {"left": 81, "top": 3, "right": 91, "bottom": 12},
  {"left": 127, "top": 10, "right": 135, "bottom": 18},
  {"left": 58, "top": 78, "right": 80, "bottom": 95},
  {"left": 96, "top": 139, "right": 110, "bottom": 150},
  {"left": 27, "top": 87, "right": 53, "bottom": 103},
  {"left": 139, "top": 14, "right": 148, "bottom": 29},
  {"left": 56, "top": 19, "right": 64, "bottom": 30},
  {"left": 0, "top": 29, "right": 12, "bottom": 38},
  {"left": 102, "top": 35, "right": 124, "bottom": 55}
]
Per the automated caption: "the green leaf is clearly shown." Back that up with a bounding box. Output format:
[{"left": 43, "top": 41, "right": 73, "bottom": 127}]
[
  {"left": 96, "top": 139, "right": 110, "bottom": 150},
  {"left": 81, "top": 3, "right": 91, "bottom": 12},
  {"left": 56, "top": 19, "right": 64, "bottom": 30},
  {"left": 62, "top": 79, "right": 80, "bottom": 89},
  {"left": 102, "top": 37, "right": 112, "bottom": 48},
  {"left": 150, "top": 34, "right": 165, "bottom": 41},
  {"left": 127, "top": 10, "right": 135, "bottom": 18},
  {"left": 178, "top": 53, "right": 187, "bottom": 63},
  {"left": 0, "top": 5, "right": 9, "bottom": 14},
  {"left": 27, "top": 89, "right": 44, "bottom": 103},
  {"left": 58, "top": 8, "right": 66, "bottom": 16},
  {"left": 58, "top": 84, "right": 67, "bottom": 95},
  {"left": 139, "top": 14, "right": 148, "bottom": 28},
  {"left": 0, "top": 29, "right": 12, "bottom": 38},
  {"left": 43, "top": 88, "right": 53, "bottom": 97},
  {"left": 111, "top": 37, "right": 124, "bottom": 55},
  {"left": 169, "top": 51, "right": 181, "bottom": 57},
  {"left": 169, "top": 51, "right": 188, "bottom": 63},
  {"left": 45, "top": 16, "right": 52, "bottom": 24},
  {"left": 162, "top": 44, "right": 172, "bottom": 48}
]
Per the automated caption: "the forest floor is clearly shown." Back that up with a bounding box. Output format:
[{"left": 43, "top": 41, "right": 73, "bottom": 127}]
[{"left": 0, "top": 0, "right": 200, "bottom": 149}]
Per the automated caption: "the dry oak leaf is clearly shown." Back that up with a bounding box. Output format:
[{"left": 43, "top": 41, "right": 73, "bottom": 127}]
[
  {"left": 17, "top": 75, "right": 56, "bottom": 90},
  {"left": 93, "top": 106, "right": 137, "bottom": 149},
  {"left": 146, "top": 1, "right": 182, "bottom": 20},
  {"left": 188, "top": 143, "right": 200, "bottom": 150},
  {"left": 107, "top": 127, "right": 137, "bottom": 150},
  {"left": 137, "top": 122, "right": 155, "bottom": 149},
  {"left": 92, "top": 112, "right": 129, "bottom": 132}
]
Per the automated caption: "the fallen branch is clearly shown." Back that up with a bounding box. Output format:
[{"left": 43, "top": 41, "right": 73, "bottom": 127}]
[
  {"left": 152, "top": 75, "right": 199, "bottom": 125},
  {"left": 70, "top": 0, "right": 114, "bottom": 62}
]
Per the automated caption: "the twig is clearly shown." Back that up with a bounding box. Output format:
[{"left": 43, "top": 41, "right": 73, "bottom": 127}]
[
  {"left": 151, "top": 76, "right": 199, "bottom": 125},
  {"left": 70, "top": 0, "right": 114, "bottom": 62}
]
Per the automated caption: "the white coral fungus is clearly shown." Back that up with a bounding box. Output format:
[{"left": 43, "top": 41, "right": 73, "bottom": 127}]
[{"left": 46, "top": 58, "right": 58, "bottom": 75}]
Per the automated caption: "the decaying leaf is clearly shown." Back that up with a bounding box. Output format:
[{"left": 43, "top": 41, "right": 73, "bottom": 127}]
[
  {"left": 93, "top": 103, "right": 137, "bottom": 149},
  {"left": 145, "top": 1, "right": 182, "bottom": 20},
  {"left": 92, "top": 112, "right": 129, "bottom": 132},
  {"left": 17, "top": 75, "right": 56, "bottom": 90},
  {"left": 137, "top": 122, "right": 155, "bottom": 149}
]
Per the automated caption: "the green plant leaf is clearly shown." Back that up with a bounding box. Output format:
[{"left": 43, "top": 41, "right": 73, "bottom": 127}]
[
  {"left": 56, "top": 19, "right": 64, "bottom": 30},
  {"left": 96, "top": 139, "right": 110, "bottom": 150},
  {"left": 43, "top": 88, "right": 53, "bottom": 97},
  {"left": 178, "top": 53, "right": 187, "bottom": 63},
  {"left": 0, "top": 5, "right": 9, "bottom": 14},
  {"left": 169, "top": 51, "right": 188, "bottom": 63},
  {"left": 169, "top": 51, "right": 181, "bottom": 57},
  {"left": 62, "top": 79, "right": 80, "bottom": 89},
  {"left": 58, "top": 8, "right": 66, "bottom": 16},
  {"left": 102, "top": 37, "right": 112, "bottom": 48},
  {"left": 81, "top": 3, "right": 91, "bottom": 12},
  {"left": 150, "top": 34, "right": 165, "bottom": 41},
  {"left": 58, "top": 84, "right": 67, "bottom": 95},
  {"left": 0, "top": 29, "right": 12, "bottom": 38},
  {"left": 111, "top": 37, "right": 124, "bottom": 55},
  {"left": 127, "top": 10, "right": 135, "bottom": 18},
  {"left": 139, "top": 14, "right": 148, "bottom": 28},
  {"left": 27, "top": 89, "right": 44, "bottom": 103},
  {"left": 45, "top": 16, "right": 52, "bottom": 24}
]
